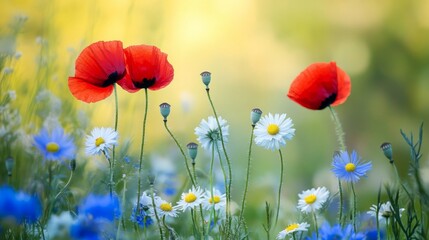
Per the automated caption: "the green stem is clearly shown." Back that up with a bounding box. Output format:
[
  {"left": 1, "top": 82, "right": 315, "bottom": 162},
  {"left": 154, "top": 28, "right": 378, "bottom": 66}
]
[
  {"left": 150, "top": 183, "right": 164, "bottom": 240},
  {"left": 351, "top": 182, "right": 357, "bottom": 232},
  {"left": 206, "top": 88, "right": 232, "bottom": 232},
  {"left": 54, "top": 170, "right": 73, "bottom": 200},
  {"left": 136, "top": 88, "right": 149, "bottom": 213},
  {"left": 328, "top": 106, "right": 346, "bottom": 226},
  {"left": 199, "top": 204, "right": 206, "bottom": 238},
  {"left": 209, "top": 141, "right": 216, "bottom": 231},
  {"left": 313, "top": 211, "right": 319, "bottom": 239},
  {"left": 274, "top": 149, "right": 284, "bottom": 228},
  {"left": 192, "top": 163, "right": 198, "bottom": 185},
  {"left": 110, "top": 84, "right": 119, "bottom": 198},
  {"left": 116, "top": 175, "right": 127, "bottom": 239},
  {"left": 239, "top": 124, "right": 255, "bottom": 227},
  {"left": 163, "top": 120, "right": 196, "bottom": 187}
]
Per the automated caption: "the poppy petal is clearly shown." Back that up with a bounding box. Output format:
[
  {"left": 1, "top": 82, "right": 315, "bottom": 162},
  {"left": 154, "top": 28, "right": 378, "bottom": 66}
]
[
  {"left": 288, "top": 62, "right": 339, "bottom": 110},
  {"left": 118, "top": 45, "right": 174, "bottom": 92},
  {"left": 331, "top": 66, "right": 351, "bottom": 106},
  {"left": 68, "top": 77, "right": 114, "bottom": 103},
  {"left": 74, "top": 41, "right": 126, "bottom": 86}
]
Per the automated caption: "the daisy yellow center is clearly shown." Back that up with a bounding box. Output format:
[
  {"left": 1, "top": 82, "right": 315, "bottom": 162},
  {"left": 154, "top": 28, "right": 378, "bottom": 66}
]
[
  {"left": 286, "top": 223, "right": 299, "bottom": 232},
  {"left": 160, "top": 202, "right": 173, "bottom": 212},
  {"left": 95, "top": 137, "right": 105, "bottom": 147},
  {"left": 46, "top": 142, "right": 60, "bottom": 153},
  {"left": 209, "top": 195, "right": 221, "bottom": 204},
  {"left": 345, "top": 163, "right": 356, "bottom": 172},
  {"left": 267, "top": 124, "right": 280, "bottom": 135},
  {"left": 304, "top": 194, "right": 317, "bottom": 204},
  {"left": 184, "top": 193, "right": 197, "bottom": 203}
]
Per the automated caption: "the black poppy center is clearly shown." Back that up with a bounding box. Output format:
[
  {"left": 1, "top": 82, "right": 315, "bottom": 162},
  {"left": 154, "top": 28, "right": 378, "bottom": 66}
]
[
  {"left": 319, "top": 93, "right": 337, "bottom": 109},
  {"left": 134, "top": 77, "right": 156, "bottom": 89},
  {"left": 102, "top": 71, "right": 125, "bottom": 87}
]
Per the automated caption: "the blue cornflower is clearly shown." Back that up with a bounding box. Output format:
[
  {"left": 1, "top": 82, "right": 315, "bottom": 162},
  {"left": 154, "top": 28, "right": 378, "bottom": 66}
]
[
  {"left": 69, "top": 217, "right": 101, "bottom": 240},
  {"left": 0, "top": 186, "right": 42, "bottom": 225},
  {"left": 79, "top": 194, "right": 121, "bottom": 221},
  {"left": 34, "top": 127, "right": 76, "bottom": 161},
  {"left": 332, "top": 150, "right": 372, "bottom": 183},
  {"left": 306, "top": 222, "right": 366, "bottom": 240},
  {"left": 130, "top": 203, "right": 153, "bottom": 228}
]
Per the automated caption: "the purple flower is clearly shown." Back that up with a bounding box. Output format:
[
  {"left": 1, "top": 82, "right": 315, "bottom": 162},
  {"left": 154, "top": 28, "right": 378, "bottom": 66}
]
[{"left": 332, "top": 150, "right": 372, "bottom": 183}]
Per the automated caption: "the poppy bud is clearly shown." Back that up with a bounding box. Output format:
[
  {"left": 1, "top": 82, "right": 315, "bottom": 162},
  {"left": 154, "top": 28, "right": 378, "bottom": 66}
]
[
  {"left": 187, "top": 142, "right": 198, "bottom": 164},
  {"left": 200, "top": 71, "right": 211, "bottom": 88},
  {"left": 251, "top": 108, "right": 262, "bottom": 125},
  {"left": 70, "top": 158, "right": 76, "bottom": 171},
  {"left": 380, "top": 142, "right": 393, "bottom": 163},
  {"left": 148, "top": 173, "right": 156, "bottom": 185},
  {"left": 5, "top": 156, "right": 14, "bottom": 176},
  {"left": 159, "top": 102, "right": 171, "bottom": 121}
]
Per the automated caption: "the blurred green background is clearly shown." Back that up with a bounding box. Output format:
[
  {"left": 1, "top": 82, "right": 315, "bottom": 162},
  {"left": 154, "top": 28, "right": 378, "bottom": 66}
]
[{"left": 1, "top": 0, "right": 429, "bottom": 234}]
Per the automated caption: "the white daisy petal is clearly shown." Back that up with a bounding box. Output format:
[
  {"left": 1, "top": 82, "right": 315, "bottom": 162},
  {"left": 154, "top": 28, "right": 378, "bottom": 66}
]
[
  {"left": 194, "top": 116, "right": 229, "bottom": 152},
  {"left": 297, "top": 187, "right": 330, "bottom": 213},
  {"left": 85, "top": 127, "right": 118, "bottom": 157},
  {"left": 254, "top": 113, "right": 295, "bottom": 151}
]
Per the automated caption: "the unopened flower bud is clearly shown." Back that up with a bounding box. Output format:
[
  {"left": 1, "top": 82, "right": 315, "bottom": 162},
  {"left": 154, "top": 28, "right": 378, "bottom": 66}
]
[
  {"left": 148, "top": 173, "right": 156, "bottom": 185},
  {"left": 380, "top": 142, "right": 393, "bottom": 163},
  {"left": 159, "top": 102, "right": 171, "bottom": 121},
  {"left": 251, "top": 108, "right": 262, "bottom": 125},
  {"left": 5, "top": 157, "right": 14, "bottom": 176},
  {"left": 200, "top": 71, "right": 211, "bottom": 88},
  {"left": 187, "top": 142, "right": 198, "bottom": 163},
  {"left": 69, "top": 159, "right": 76, "bottom": 171}
]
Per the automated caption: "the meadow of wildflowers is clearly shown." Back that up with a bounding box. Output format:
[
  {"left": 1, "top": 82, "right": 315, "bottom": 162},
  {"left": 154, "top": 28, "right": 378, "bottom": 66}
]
[{"left": 1, "top": 2, "right": 429, "bottom": 240}]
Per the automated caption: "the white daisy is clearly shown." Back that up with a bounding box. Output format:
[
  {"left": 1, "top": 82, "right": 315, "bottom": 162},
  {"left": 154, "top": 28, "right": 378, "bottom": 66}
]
[
  {"left": 152, "top": 197, "right": 179, "bottom": 218},
  {"left": 202, "top": 188, "right": 226, "bottom": 211},
  {"left": 277, "top": 222, "right": 310, "bottom": 239},
  {"left": 45, "top": 211, "right": 76, "bottom": 239},
  {"left": 297, "top": 187, "right": 330, "bottom": 213},
  {"left": 176, "top": 186, "right": 204, "bottom": 212},
  {"left": 85, "top": 127, "right": 118, "bottom": 157},
  {"left": 367, "top": 201, "right": 405, "bottom": 224},
  {"left": 194, "top": 116, "right": 229, "bottom": 152},
  {"left": 254, "top": 113, "right": 295, "bottom": 151}
]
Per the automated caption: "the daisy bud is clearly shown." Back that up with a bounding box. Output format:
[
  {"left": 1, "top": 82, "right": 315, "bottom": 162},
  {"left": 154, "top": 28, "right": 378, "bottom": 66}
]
[
  {"left": 148, "top": 173, "right": 156, "bottom": 185},
  {"left": 251, "top": 108, "right": 262, "bottom": 125},
  {"left": 187, "top": 142, "right": 198, "bottom": 163},
  {"left": 69, "top": 158, "right": 76, "bottom": 171},
  {"left": 200, "top": 71, "right": 211, "bottom": 87},
  {"left": 380, "top": 142, "right": 393, "bottom": 163},
  {"left": 5, "top": 156, "right": 14, "bottom": 176},
  {"left": 159, "top": 102, "right": 171, "bottom": 121}
]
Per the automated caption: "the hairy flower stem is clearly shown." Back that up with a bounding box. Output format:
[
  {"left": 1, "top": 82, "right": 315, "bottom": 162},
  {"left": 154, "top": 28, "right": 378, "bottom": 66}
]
[
  {"left": 110, "top": 84, "right": 119, "bottom": 198},
  {"left": 313, "top": 211, "right": 319, "bottom": 239},
  {"left": 54, "top": 170, "right": 73, "bottom": 200},
  {"left": 206, "top": 88, "right": 232, "bottom": 232},
  {"left": 136, "top": 88, "right": 149, "bottom": 214},
  {"left": 150, "top": 183, "right": 164, "bottom": 240},
  {"left": 163, "top": 120, "right": 196, "bottom": 187},
  {"left": 116, "top": 175, "right": 127, "bottom": 239},
  {"left": 209, "top": 143, "right": 216, "bottom": 230},
  {"left": 239, "top": 124, "right": 255, "bottom": 230},
  {"left": 328, "top": 106, "right": 346, "bottom": 225},
  {"left": 274, "top": 149, "right": 284, "bottom": 228},
  {"left": 351, "top": 182, "right": 357, "bottom": 232}
]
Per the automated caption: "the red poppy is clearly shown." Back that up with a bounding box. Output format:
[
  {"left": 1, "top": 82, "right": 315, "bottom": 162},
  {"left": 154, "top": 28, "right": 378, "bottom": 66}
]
[
  {"left": 287, "top": 62, "right": 351, "bottom": 110},
  {"left": 117, "top": 45, "right": 174, "bottom": 92},
  {"left": 68, "top": 41, "right": 126, "bottom": 103}
]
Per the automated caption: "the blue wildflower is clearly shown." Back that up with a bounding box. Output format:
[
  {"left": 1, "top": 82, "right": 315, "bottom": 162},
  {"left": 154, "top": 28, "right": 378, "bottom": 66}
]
[
  {"left": 306, "top": 222, "right": 366, "bottom": 240},
  {"left": 365, "top": 228, "right": 386, "bottom": 240},
  {"left": 332, "top": 150, "right": 372, "bottom": 183},
  {"left": 34, "top": 127, "right": 76, "bottom": 161},
  {"left": 130, "top": 203, "right": 153, "bottom": 228},
  {"left": 79, "top": 194, "right": 121, "bottom": 221},
  {"left": 0, "top": 186, "right": 42, "bottom": 225}
]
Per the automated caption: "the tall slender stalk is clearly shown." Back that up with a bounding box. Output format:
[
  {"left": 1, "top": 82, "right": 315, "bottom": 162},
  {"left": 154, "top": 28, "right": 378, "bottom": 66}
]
[
  {"left": 136, "top": 88, "right": 149, "bottom": 213},
  {"left": 150, "top": 183, "right": 164, "bottom": 240},
  {"left": 328, "top": 106, "right": 346, "bottom": 225},
  {"left": 350, "top": 182, "right": 357, "bottom": 232},
  {"left": 274, "top": 149, "right": 284, "bottom": 227},
  {"left": 313, "top": 211, "right": 319, "bottom": 239},
  {"left": 54, "top": 170, "right": 73, "bottom": 200},
  {"left": 163, "top": 120, "right": 196, "bottom": 187},
  {"left": 110, "top": 84, "right": 119, "bottom": 198},
  {"left": 239, "top": 124, "right": 255, "bottom": 229},
  {"left": 205, "top": 88, "right": 232, "bottom": 232}
]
